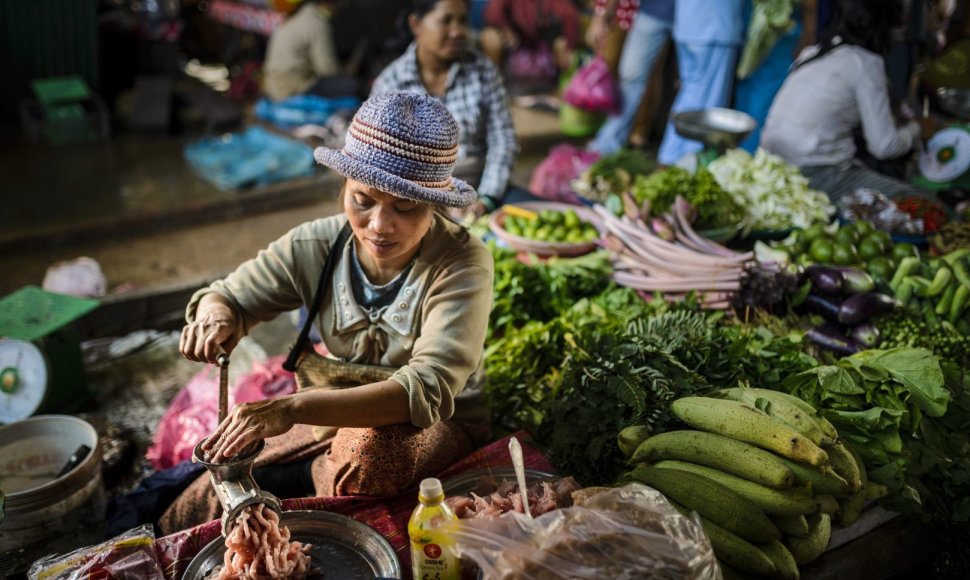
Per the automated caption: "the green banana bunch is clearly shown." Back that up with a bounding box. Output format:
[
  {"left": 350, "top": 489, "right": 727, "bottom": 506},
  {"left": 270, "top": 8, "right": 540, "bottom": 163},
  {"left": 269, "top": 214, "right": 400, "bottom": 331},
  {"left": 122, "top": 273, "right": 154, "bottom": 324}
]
[
  {"left": 671, "top": 397, "right": 829, "bottom": 466},
  {"left": 628, "top": 430, "right": 797, "bottom": 489}
]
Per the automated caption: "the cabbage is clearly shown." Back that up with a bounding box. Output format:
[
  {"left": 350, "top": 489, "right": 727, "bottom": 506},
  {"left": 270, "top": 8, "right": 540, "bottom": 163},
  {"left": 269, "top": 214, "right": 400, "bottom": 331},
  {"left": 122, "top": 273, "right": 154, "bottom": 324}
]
[{"left": 708, "top": 148, "right": 836, "bottom": 232}]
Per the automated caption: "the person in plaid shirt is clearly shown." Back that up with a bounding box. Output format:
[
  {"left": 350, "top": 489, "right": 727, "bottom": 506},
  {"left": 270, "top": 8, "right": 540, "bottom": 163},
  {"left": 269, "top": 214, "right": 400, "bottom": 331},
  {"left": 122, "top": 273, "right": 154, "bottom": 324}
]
[{"left": 372, "top": 0, "right": 534, "bottom": 218}]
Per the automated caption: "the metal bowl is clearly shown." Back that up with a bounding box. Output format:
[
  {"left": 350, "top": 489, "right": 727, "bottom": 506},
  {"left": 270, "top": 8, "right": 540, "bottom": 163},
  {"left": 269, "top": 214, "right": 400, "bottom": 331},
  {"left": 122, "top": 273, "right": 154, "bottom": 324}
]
[
  {"left": 936, "top": 87, "right": 970, "bottom": 120},
  {"left": 182, "top": 510, "right": 401, "bottom": 579},
  {"left": 672, "top": 108, "right": 758, "bottom": 150}
]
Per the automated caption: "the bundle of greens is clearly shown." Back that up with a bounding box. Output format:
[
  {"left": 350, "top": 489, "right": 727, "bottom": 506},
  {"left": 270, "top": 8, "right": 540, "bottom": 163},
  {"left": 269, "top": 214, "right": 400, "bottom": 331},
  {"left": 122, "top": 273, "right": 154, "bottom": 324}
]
[
  {"left": 487, "top": 243, "right": 613, "bottom": 340},
  {"left": 631, "top": 167, "right": 746, "bottom": 230},
  {"left": 571, "top": 149, "right": 655, "bottom": 203},
  {"left": 782, "top": 348, "right": 970, "bottom": 523},
  {"left": 485, "top": 287, "right": 653, "bottom": 435},
  {"left": 537, "top": 309, "right": 817, "bottom": 484}
]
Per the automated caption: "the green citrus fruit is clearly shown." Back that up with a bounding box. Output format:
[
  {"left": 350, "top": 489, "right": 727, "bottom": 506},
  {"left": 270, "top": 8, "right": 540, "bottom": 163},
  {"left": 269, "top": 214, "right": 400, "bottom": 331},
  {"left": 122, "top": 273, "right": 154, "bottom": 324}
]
[{"left": 809, "top": 238, "right": 835, "bottom": 263}]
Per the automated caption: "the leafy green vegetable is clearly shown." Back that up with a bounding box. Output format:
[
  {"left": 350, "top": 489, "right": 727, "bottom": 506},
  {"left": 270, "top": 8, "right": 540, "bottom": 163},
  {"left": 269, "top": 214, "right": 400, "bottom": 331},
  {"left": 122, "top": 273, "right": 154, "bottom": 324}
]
[
  {"left": 630, "top": 167, "right": 745, "bottom": 229},
  {"left": 572, "top": 149, "right": 655, "bottom": 203}
]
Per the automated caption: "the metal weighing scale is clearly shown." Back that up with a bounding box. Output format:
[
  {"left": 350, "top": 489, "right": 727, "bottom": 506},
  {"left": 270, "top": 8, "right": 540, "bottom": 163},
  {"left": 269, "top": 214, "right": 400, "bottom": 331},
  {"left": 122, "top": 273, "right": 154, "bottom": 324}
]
[
  {"left": 914, "top": 87, "right": 970, "bottom": 197},
  {"left": 916, "top": 124, "right": 970, "bottom": 194},
  {"left": 672, "top": 107, "right": 758, "bottom": 167},
  {"left": 0, "top": 286, "right": 99, "bottom": 424}
]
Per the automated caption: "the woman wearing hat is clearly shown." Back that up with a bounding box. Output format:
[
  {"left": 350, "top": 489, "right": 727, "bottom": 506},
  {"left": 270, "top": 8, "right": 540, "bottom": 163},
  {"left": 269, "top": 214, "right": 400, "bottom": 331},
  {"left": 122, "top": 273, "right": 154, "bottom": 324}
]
[{"left": 158, "top": 91, "right": 493, "bottom": 534}]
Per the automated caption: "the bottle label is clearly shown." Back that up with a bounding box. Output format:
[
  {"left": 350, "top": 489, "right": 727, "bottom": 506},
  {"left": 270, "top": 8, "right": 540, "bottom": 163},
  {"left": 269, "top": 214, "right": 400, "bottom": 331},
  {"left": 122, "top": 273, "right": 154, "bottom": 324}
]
[{"left": 410, "top": 537, "right": 459, "bottom": 580}]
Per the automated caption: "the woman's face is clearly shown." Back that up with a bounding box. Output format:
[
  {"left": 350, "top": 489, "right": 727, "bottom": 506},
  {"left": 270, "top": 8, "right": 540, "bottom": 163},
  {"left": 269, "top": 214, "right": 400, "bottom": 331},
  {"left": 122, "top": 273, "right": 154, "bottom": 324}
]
[
  {"left": 410, "top": 0, "right": 469, "bottom": 63},
  {"left": 344, "top": 180, "right": 434, "bottom": 274}
]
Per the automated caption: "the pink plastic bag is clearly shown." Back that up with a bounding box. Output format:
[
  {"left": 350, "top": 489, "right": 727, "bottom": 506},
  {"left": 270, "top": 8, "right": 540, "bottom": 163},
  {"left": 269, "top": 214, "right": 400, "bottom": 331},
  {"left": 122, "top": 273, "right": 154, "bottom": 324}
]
[
  {"left": 528, "top": 144, "right": 600, "bottom": 204},
  {"left": 146, "top": 355, "right": 296, "bottom": 470},
  {"left": 563, "top": 57, "right": 619, "bottom": 114}
]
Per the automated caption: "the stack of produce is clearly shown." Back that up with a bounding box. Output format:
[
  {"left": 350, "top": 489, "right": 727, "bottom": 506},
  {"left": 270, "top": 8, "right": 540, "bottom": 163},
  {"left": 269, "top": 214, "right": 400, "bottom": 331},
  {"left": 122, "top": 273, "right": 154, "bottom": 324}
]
[
  {"left": 764, "top": 220, "right": 918, "bottom": 282},
  {"left": 796, "top": 265, "right": 897, "bottom": 356},
  {"left": 594, "top": 194, "right": 755, "bottom": 309},
  {"left": 932, "top": 222, "right": 970, "bottom": 255},
  {"left": 782, "top": 348, "right": 968, "bottom": 516},
  {"left": 888, "top": 249, "right": 970, "bottom": 334},
  {"left": 620, "top": 389, "right": 880, "bottom": 578},
  {"left": 707, "top": 148, "right": 836, "bottom": 233},
  {"left": 571, "top": 149, "right": 655, "bottom": 203},
  {"left": 500, "top": 207, "right": 599, "bottom": 244},
  {"left": 630, "top": 166, "right": 746, "bottom": 231}
]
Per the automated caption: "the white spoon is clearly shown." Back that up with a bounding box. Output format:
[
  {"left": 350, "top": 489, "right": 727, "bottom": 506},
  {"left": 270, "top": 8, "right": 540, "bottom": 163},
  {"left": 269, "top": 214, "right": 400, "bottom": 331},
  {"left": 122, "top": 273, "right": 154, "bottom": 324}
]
[{"left": 508, "top": 436, "right": 533, "bottom": 519}]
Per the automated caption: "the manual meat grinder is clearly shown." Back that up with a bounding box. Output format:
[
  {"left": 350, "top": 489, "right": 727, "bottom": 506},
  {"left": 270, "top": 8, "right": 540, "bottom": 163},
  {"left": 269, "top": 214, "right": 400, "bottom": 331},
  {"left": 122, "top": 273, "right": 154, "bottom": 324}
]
[{"left": 192, "top": 353, "right": 281, "bottom": 536}]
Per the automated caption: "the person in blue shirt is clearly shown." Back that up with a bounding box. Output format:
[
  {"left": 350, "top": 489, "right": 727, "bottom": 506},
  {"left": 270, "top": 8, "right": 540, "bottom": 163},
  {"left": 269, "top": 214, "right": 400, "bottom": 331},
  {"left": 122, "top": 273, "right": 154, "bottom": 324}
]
[
  {"left": 587, "top": 0, "right": 675, "bottom": 155},
  {"left": 656, "top": 0, "right": 746, "bottom": 166}
]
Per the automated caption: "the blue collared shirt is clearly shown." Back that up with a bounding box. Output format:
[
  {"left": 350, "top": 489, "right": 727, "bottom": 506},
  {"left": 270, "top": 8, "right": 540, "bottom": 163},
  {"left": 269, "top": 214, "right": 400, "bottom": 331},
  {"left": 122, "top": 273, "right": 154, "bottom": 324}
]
[
  {"left": 673, "top": 0, "right": 745, "bottom": 45},
  {"left": 371, "top": 43, "right": 518, "bottom": 201}
]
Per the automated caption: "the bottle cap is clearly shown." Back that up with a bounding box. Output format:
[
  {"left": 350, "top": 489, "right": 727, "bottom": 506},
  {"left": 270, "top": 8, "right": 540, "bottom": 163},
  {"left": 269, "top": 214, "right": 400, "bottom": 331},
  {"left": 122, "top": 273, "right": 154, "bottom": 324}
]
[{"left": 419, "top": 477, "right": 444, "bottom": 500}]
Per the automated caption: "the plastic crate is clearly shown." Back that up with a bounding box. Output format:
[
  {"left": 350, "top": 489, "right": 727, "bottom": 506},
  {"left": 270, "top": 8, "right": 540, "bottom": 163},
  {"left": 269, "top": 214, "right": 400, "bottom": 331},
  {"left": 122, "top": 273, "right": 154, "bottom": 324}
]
[{"left": 19, "top": 95, "right": 110, "bottom": 145}]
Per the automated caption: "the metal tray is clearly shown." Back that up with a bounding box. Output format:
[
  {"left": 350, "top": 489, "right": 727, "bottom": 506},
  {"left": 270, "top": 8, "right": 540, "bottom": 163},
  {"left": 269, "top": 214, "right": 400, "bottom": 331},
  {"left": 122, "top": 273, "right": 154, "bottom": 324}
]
[
  {"left": 182, "top": 510, "right": 401, "bottom": 579},
  {"left": 442, "top": 467, "right": 558, "bottom": 497}
]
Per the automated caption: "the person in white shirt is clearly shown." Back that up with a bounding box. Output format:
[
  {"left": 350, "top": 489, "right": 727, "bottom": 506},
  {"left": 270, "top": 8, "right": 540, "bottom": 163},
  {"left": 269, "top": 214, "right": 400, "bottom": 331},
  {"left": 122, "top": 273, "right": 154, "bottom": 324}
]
[{"left": 761, "top": 0, "right": 935, "bottom": 203}]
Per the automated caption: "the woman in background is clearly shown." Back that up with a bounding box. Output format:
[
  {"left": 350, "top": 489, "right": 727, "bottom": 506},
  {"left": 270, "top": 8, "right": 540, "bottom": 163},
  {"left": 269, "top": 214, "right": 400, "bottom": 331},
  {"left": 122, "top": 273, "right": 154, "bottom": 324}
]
[
  {"left": 372, "top": 0, "right": 537, "bottom": 218},
  {"left": 760, "top": 0, "right": 935, "bottom": 202}
]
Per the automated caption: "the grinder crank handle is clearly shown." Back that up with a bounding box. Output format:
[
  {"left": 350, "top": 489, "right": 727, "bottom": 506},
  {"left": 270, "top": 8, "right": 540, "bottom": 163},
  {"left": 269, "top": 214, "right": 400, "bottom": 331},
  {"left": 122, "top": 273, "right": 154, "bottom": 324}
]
[{"left": 216, "top": 348, "right": 230, "bottom": 424}]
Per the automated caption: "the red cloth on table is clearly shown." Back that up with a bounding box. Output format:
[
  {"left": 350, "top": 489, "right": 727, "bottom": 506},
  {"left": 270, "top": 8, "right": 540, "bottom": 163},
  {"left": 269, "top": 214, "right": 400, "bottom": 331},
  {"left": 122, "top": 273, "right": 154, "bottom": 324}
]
[{"left": 153, "top": 432, "right": 555, "bottom": 580}]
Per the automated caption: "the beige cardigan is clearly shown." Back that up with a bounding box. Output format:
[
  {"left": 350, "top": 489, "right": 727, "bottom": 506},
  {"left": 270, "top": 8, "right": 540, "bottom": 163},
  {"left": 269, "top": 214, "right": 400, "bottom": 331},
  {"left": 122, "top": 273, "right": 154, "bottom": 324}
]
[{"left": 186, "top": 213, "right": 494, "bottom": 428}]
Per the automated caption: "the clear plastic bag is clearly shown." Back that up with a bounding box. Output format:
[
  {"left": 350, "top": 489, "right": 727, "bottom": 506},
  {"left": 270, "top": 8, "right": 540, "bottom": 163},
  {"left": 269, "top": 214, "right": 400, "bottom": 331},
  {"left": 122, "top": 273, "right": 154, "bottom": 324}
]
[
  {"left": 452, "top": 483, "right": 720, "bottom": 580},
  {"left": 28, "top": 524, "right": 163, "bottom": 580}
]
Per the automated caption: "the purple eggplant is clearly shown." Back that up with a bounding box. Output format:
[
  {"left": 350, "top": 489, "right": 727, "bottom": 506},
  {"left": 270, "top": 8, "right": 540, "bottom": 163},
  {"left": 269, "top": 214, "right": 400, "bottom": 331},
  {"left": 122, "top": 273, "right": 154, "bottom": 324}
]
[
  {"left": 832, "top": 267, "right": 875, "bottom": 295},
  {"left": 805, "top": 265, "right": 844, "bottom": 295},
  {"left": 801, "top": 293, "right": 843, "bottom": 324},
  {"left": 807, "top": 323, "right": 862, "bottom": 356},
  {"left": 849, "top": 321, "right": 882, "bottom": 348},
  {"left": 837, "top": 292, "right": 898, "bottom": 326}
]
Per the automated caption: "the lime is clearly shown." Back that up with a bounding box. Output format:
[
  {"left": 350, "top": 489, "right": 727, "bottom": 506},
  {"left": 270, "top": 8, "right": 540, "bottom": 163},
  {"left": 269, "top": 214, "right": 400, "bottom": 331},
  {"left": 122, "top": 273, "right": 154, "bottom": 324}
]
[
  {"left": 872, "top": 230, "right": 893, "bottom": 250},
  {"left": 543, "top": 210, "right": 564, "bottom": 225},
  {"left": 803, "top": 223, "right": 827, "bottom": 242},
  {"left": 551, "top": 226, "right": 568, "bottom": 242},
  {"left": 809, "top": 238, "right": 835, "bottom": 263},
  {"left": 534, "top": 226, "right": 552, "bottom": 240},
  {"left": 563, "top": 209, "right": 581, "bottom": 229},
  {"left": 857, "top": 238, "right": 883, "bottom": 260},
  {"left": 861, "top": 232, "right": 887, "bottom": 255},
  {"left": 505, "top": 221, "right": 522, "bottom": 236},
  {"left": 834, "top": 227, "right": 859, "bottom": 246},
  {"left": 853, "top": 220, "right": 875, "bottom": 236},
  {"left": 867, "top": 256, "right": 894, "bottom": 281},
  {"left": 832, "top": 242, "right": 859, "bottom": 265},
  {"left": 891, "top": 242, "right": 919, "bottom": 261}
]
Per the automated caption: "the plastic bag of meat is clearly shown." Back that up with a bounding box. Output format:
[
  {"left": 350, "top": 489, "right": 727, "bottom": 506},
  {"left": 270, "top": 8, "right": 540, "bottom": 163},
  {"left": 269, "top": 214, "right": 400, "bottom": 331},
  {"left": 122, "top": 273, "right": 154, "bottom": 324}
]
[{"left": 450, "top": 483, "right": 719, "bottom": 580}]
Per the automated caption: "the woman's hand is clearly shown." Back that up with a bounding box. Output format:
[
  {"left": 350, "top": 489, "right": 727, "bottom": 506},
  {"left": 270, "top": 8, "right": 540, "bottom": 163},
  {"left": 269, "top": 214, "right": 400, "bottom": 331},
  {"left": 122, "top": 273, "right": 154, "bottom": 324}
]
[
  {"left": 180, "top": 294, "right": 240, "bottom": 364},
  {"left": 201, "top": 398, "right": 297, "bottom": 461}
]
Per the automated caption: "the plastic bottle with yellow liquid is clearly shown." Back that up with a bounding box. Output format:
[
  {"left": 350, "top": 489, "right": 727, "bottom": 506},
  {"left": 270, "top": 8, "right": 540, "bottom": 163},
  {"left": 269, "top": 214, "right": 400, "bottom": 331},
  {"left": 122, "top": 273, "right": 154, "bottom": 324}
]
[{"left": 408, "top": 477, "right": 460, "bottom": 580}]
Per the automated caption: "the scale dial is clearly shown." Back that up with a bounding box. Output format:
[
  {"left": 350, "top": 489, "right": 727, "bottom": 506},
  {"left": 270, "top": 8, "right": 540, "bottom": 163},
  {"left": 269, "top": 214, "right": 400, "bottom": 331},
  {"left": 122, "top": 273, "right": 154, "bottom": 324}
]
[
  {"left": 0, "top": 338, "right": 49, "bottom": 424},
  {"left": 920, "top": 127, "right": 970, "bottom": 184}
]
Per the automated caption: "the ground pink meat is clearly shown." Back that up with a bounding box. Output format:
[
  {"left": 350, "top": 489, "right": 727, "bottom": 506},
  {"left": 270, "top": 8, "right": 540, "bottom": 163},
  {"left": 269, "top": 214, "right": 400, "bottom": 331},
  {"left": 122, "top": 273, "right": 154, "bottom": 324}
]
[{"left": 445, "top": 477, "right": 581, "bottom": 519}]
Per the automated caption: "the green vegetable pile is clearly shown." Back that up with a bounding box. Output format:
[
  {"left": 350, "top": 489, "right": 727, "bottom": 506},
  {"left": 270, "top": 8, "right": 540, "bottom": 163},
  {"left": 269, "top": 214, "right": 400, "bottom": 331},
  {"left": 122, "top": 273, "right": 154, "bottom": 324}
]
[
  {"left": 571, "top": 149, "right": 655, "bottom": 203},
  {"left": 502, "top": 208, "right": 598, "bottom": 244},
  {"left": 708, "top": 148, "right": 836, "bottom": 232},
  {"left": 631, "top": 167, "right": 745, "bottom": 230},
  {"left": 782, "top": 348, "right": 970, "bottom": 525}
]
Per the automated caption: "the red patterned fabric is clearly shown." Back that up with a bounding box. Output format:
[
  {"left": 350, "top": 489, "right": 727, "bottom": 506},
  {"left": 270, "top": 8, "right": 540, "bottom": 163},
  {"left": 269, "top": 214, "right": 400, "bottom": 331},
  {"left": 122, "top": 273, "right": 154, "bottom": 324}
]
[
  {"left": 594, "top": 0, "right": 639, "bottom": 31},
  {"left": 153, "top": 432, "right": 555, "bottom": 580},
  {"left": 208, "top": 0, "right": 284, "bottom": 36}
]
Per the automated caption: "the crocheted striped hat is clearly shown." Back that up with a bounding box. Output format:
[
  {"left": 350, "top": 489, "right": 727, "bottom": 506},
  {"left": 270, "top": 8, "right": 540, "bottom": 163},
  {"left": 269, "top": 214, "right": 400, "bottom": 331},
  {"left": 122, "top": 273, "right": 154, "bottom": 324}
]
[{"left": 313, "top": 91, "right": 476, "bottom": 207}]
